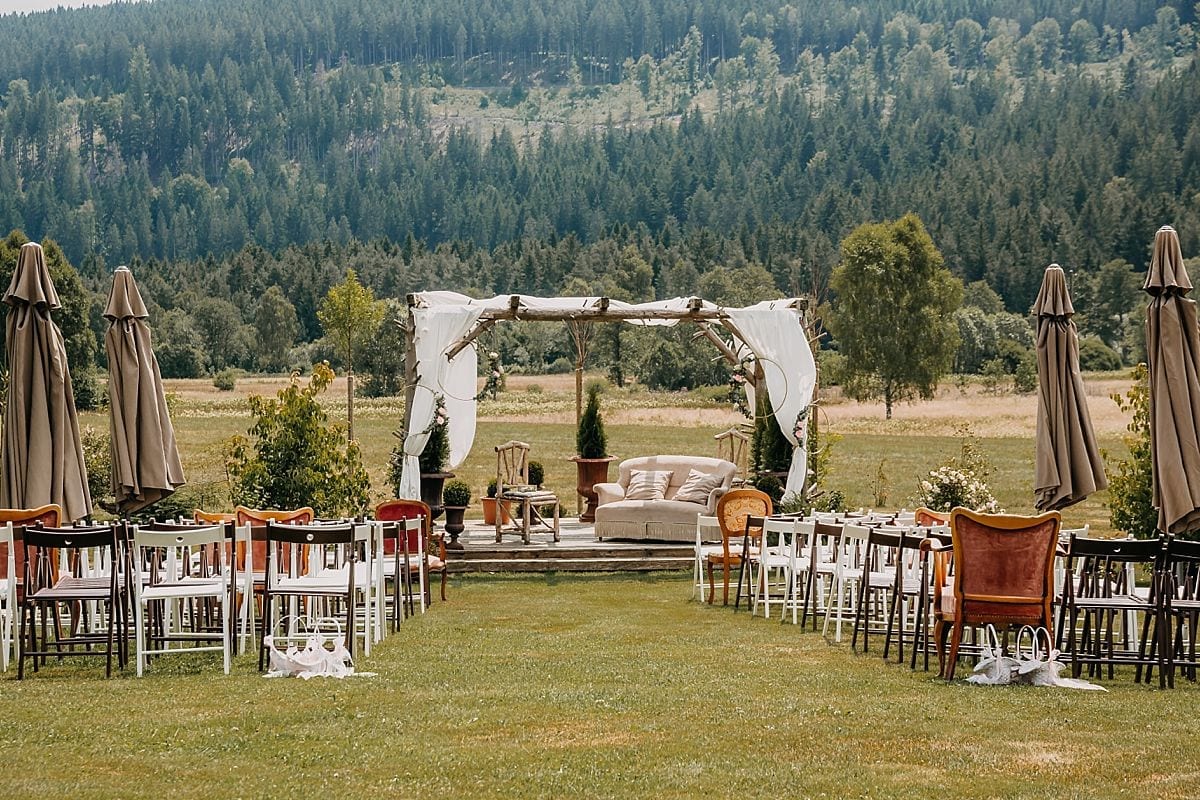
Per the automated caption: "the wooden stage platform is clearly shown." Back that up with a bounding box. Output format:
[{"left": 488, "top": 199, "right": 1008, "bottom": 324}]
[{"left": 443, "top": 518, "right": 694, "bottom": 574}]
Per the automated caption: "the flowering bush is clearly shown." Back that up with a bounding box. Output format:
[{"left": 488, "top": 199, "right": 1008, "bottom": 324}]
[
  {"left": 727, "top": 357, "right": 753, "bottom": 418},
  {"left": 918, "top": 466, "right": 1001, "bottom": 513},
  {"left": 476, "top": 351, "right": 505, "bottom": 401}
]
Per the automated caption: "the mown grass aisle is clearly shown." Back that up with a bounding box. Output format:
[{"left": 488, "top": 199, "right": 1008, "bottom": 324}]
[{"left": 2, "top": 574, "right": 1195, "bottom": 799}]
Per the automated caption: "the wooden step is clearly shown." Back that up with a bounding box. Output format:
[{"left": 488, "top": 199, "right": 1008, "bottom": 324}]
[
  {"left": 449, "top": 555, "right": 694, "bottom": 574},
  {"left": 448, "top": 545, "right": 690, "bottom": 561}
]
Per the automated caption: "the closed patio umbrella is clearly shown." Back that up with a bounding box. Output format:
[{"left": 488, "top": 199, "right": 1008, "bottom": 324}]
[
  {"left": 105, "top": 266, "right": 185, "bottom": 513},
  {"left": 1033, "top": 264, "right": 1107, "bottom": 510},
  {"left": 0, "top": 242, "right": 91, "bottom": 521},
  {"left": 1144, "top": 225, "right": 1200, "bottom": 534}
]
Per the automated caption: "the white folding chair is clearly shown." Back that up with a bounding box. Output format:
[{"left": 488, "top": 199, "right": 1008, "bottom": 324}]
[
  {"left": 131, "top": 523, "right": 233, "bottom": 677},
  {"left": 823, "top": 523, "right": 875, "bottom": 643},
  {"left": 754, "top": 518, "right": 796, "bottom": 619},
  {"left": 782, "top": 519, "right": 815, "bottom": 625}
]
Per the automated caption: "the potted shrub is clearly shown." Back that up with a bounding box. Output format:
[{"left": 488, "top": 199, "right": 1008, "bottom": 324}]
[
  {"left": 481, "top": 478, "right": 513, "bottom": 526},
  {"left": 441, "top": 478, "right": 471, "bottom": 548},
  {"left": 571, "top": 383, "right": 615, "bottom": 522},
  {"left": 528, "top": 460, "right": 545, "bottom": 487}
]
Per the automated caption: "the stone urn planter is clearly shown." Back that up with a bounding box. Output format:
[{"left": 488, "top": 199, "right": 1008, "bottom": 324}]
[
  {"left": 572, "top": 456, "right": 616, "bottom": 523},
  {"left": 442, "top": 506, "right": 467, "bottom": 549},
  {"left": 419, "top": 472, "right": 454, "bottom": 520}
]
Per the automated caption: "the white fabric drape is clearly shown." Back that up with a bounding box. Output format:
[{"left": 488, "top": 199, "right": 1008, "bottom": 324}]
[
  {"left": 397, "top": 305, "right": 483, "bottom": 499},
  {"left": 726, "top": 302, "right": 817, "bottom": 500}
]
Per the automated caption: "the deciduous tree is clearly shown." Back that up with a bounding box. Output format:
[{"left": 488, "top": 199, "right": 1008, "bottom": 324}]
[
  {"left": 318, "top": 268, "right": 385, "bottom": 440},
  {"left": 827, "top": 214, "right": 962, "bottom": 418}
]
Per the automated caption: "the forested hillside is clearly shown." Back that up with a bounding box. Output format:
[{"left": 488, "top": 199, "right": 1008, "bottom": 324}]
[{"left": 0, "top": 0, "right": 1196, "bottom": 383}]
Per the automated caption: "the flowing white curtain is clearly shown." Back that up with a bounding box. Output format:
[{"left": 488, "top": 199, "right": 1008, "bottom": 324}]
[
  {"left": 396, "top": 304, "right": 484, "bottom": 499},
  {"left": 726, "top": 302, "right": 817, "bottom": 500}
]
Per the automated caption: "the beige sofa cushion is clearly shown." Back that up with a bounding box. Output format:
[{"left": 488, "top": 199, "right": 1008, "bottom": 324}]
[
  {"left": 627, "top": 470, "right": 673, "bottom": 500},
  {"left": 595, "top": 499, "right": 709, "bottom": 527},
  {"left": 674, "top": 469, "right": 724, "bottom": 504}
]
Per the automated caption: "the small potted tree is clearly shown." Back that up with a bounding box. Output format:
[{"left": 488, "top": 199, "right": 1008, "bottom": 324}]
[
  {"left": 441, "top": 478, "right": 471, "bottom": 548},
  {"left": 571, "top": 383, "right": 615, "bottom": 522},
  {"left": 481, "top": 478, "right": 513, "bottom": 526}
]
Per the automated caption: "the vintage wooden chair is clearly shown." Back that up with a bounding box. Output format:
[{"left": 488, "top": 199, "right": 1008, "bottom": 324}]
[
  {"left": 494, "top": 441, "right": 560, "bottom": 544},
  {"left": 938, "top": 508, "right": 1061, "bottom": 680},
  {"left": 0, "top": 505, "right": 63, "bottom": 608},
  {"left": 714, "top": 426, "right": 750, "bottom": 485},
  {"left": 707, "top": 488, "right": 771, "bottom": 606},
  {"left": 375, "top": 499, "right": 447, "bottom": 615}
]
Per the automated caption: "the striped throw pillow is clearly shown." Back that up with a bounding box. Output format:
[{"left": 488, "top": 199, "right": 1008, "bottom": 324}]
[
  {"left": 673, "top": 469, "right": 723, "bottom": 504},
  {"left": 626, "top": 470, "right": 673, "bottom": 501}
]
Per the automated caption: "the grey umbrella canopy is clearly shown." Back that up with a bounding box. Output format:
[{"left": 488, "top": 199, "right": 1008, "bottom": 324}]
[
  {"left": 1033, "top": 264, "right": 1107, "bottom": 510},
  {"left": 0, "top": 242, "right": 92, "bottom": 521},
  {"left": 106, "top": 266, "right": 185, "bottom": 513},
  {"left": 1144, "top": 226, "right": 1200, "bottom": 534}
]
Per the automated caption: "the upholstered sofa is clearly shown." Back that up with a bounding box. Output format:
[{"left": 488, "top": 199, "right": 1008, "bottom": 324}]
[{"left": 593, "top": 456, "right": 737, "bottom": 542}]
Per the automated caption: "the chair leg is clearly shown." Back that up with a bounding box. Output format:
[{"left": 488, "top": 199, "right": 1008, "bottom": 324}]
[
  {"left": 17, "top": 601, "right": 27, "bottom": 680},
  {"left": 945, "top": 621, "right": 964, "bottom": 681},
  {"left": 440, "top": 569, "right": 448, "bottom": 602},
  {"left": 706, "top": 562, "right": 715, "bottom": 605},
  {"left": 933, "top": 618, "right": 949, "bottom": 677},
  {"left": 258, "top": 591, "right": 271, "bottom": 672}
]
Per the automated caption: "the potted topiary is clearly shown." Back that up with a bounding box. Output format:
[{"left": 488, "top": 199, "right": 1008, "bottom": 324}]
[
  {"left": 528, "top": 460, "right": 545, "bottom": 487},
  {"left": 441, "top": 479, "right": 471, "bottom": 549},
  {"left": 481, "top": 477, "right": 513, "bottom": 526},
  {"left": 571, "top": 382, "right": 615, "bottom": 522}
]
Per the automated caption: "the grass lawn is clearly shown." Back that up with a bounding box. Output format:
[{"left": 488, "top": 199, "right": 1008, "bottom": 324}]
[{"left": 2, "top": 573, "right": 1195, "bottom": 799}]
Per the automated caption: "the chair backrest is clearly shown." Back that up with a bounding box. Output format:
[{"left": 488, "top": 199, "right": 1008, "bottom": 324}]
[
  {"left": 716, "top": 489, "right": 772, "bottom": 540},
  {"left": 1064, "top": 533, "right": 1162, "bottom": 601},
  {"left": 235, "top": 506, "right": 314, "bottom": 572},
  {"left": 714, "top": 427, "right": 750, "bottom": 479},
  {"left": 235, "top": 506, "right": 314, "bottom": 527},
  {"left": 495, "top": 441, "right": 530, "bottom": 491},
  {"left": 194, "top": 509, "right": 235, "bottom": 524},
  {"left": 0, "top": 504, "right": 62, "bottom": 584},
  {"left": 376, "top": 499, "right": 432, "bottom": 554},
  {"left": 22, "top": 524, "right": 118, "bottom": 593},
  {"left": 949, "top": 508, "right": 1060, "bottom": 626},
  {"left": 914, "top": 507, "right": 949, "bottom": 527},
  {"left": 1163, "top": 536, "right": 1200, "bottom": 605},
  {"left": 264, "top": 520, "right": 356, "bottom": 584},
  {"left": 133, "top": 523, "right": 230, "bottom": 587}
]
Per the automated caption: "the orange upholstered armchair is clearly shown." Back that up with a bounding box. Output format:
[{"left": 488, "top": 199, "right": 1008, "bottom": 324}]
[{"left": 937, "top": 508, "right": 1061, "bottom": 680}]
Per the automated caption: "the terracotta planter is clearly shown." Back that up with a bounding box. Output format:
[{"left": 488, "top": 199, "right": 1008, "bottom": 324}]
[
  {"left": 481, "top": 497, "right": 513, "bottom": 526},
  {"left": 572, "top": 456, "right": 616, "bottom": 523},
  {"left": 419, "top": 472, "right": 454, "bottom": 520}
]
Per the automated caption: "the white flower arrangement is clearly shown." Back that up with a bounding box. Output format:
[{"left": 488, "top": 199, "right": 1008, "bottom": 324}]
[{"left": 917, "top": 465, "right": 1001, "bottom": 513}]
